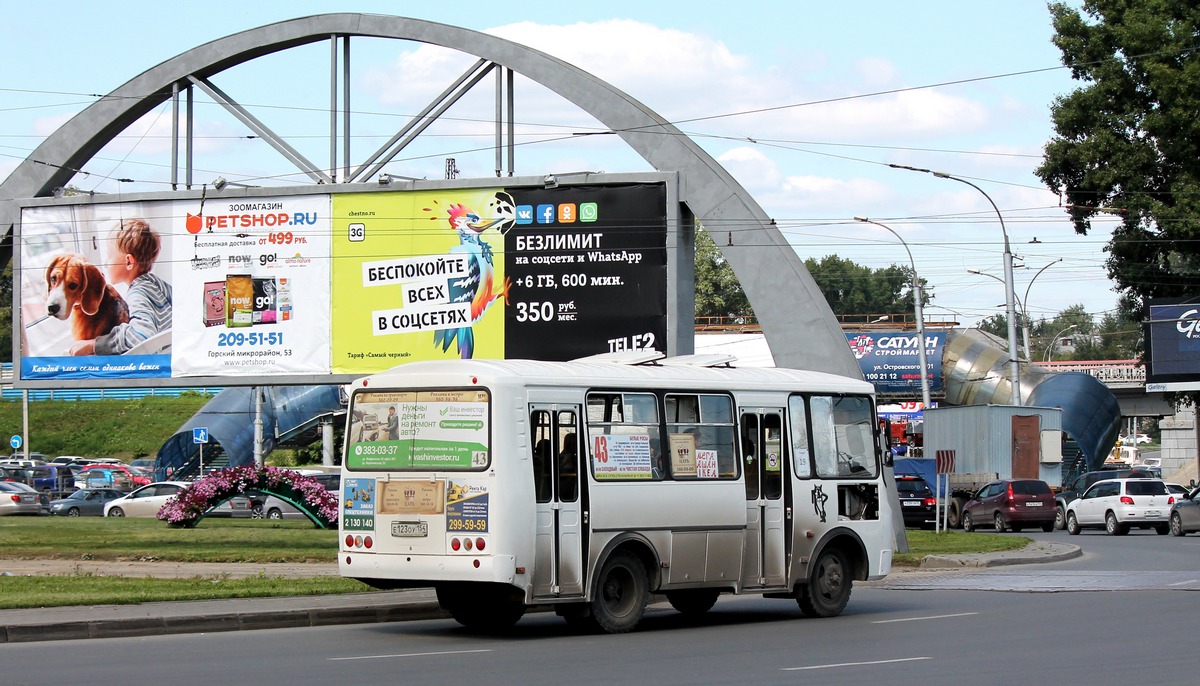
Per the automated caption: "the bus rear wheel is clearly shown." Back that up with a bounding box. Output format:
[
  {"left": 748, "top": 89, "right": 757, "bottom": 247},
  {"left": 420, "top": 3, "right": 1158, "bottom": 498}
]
[
  {"left": 436, "top": 584, "right": 525, "bottom": 632},
  {"left": 797, "top": 547, "right": 851, "bottom": 618},
  {"left": 666, "top": 588, "right": 720, "bottom": 615},
  {"left": 587, "top": 550, "right": 648, "bottom": 633}
]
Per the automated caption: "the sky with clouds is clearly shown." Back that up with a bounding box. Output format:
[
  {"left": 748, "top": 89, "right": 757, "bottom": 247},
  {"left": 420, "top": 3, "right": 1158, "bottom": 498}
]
[{"left": 0, "top": 1, "right": 1116, "bottom": 330}]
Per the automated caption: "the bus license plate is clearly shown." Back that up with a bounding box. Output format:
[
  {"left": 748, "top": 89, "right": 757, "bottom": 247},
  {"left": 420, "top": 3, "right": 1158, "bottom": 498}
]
[{"left": 392, "top": 521, "right": 428, "bottom": 538}]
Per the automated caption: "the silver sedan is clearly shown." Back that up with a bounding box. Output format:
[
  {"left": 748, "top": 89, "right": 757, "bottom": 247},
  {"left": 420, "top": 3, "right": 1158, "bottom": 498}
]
[{"left": 1170, "top": 486, "right": 1200, "bottom": 536}]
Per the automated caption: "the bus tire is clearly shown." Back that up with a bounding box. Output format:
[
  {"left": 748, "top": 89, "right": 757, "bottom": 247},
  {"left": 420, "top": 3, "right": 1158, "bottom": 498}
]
[
  {"left": 588, "top": 550, "right": 649, "bottom": 633},
  {"left": 797, "top": 547, "right": 851, "bottom": 618},
  {"left": 666, "top": 589, "right": 720, "bottom": 616},
  {"left": 436, "top": 584, "right": 525, "bottom": 632}
]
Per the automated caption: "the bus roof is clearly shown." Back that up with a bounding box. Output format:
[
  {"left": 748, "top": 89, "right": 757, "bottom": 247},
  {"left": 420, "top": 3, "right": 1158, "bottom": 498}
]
[{"left": 353, "top": 358, "right": 873, "bottom": 396}]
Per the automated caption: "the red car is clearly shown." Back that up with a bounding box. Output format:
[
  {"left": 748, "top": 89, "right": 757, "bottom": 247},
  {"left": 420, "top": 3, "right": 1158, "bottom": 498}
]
[{"left": 962, "top": 478, "right": 1056, "bottom": 533}]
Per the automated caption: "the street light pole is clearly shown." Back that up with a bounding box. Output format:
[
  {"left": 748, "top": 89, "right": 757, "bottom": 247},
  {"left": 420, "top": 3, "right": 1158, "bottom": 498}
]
[
  {"left": 854, "top": 216, "right": 932, "bottom": 407},
  {"left": 1045, "top": 324, "right": 1079, "bottom": 362},
  {"left": 1021, "top": 258, "right": 1063, "bottom": 363},
  {"left": 889, "top": 164, "right": 1021, "bottom": 404}
]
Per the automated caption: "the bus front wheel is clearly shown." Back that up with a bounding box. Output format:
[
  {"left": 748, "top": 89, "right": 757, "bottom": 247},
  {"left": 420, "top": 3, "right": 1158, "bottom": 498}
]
[
  {"left": 797, "top": 547, "right": 851, "bottom": 618},
  {"left": 588, "top": 550, "right": 649, "bottom": 633}
]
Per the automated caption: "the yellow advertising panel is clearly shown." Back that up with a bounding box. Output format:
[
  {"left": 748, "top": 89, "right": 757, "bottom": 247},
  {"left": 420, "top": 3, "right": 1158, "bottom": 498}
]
[{"left": 331, "top": 190, "right": 509, "bottom": 373}]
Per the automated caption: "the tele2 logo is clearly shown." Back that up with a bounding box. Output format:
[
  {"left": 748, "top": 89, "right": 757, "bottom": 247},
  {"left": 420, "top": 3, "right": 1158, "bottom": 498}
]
[{"left": 515, "top": 202, "right": 598, "bottom": 225}]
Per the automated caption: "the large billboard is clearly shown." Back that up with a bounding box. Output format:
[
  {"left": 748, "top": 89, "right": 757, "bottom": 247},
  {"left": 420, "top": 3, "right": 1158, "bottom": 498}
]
[
  {"left": 16, "top": 179, "right": 672, "bottom": 387},
  {"left": 846, "top": 331, "right": 946, "bottom": 395},
  {"left": 1145, "top": 298, "right": 1200, "bottom": 390}
]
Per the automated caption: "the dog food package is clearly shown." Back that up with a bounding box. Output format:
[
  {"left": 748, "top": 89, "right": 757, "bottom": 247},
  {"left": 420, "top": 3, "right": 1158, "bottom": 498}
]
[
  {"left": 252, "top": 277, "right": 277, "bottom": 324},
  {"left": 225, "top": 274, "right": 254, "bottom": 327},
  {"left": 277, "top": 277, "right": 293, "bottom": 322},
  {"left": 202, "top": 281, "right": 226, "bottom": 327}
]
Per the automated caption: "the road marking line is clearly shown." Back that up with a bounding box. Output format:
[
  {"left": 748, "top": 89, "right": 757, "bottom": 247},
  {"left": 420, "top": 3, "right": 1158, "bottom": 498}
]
[
  {"left": 330, "top": 649, "right": 493, "bottom": 661},
  {"left": 783, "top": 656, "right": 932, "bottom": 671},
  {"left": 1169, "top": 579, "right": 1198, "bottom": 587},
  {"left": 872, "top": 612, "right": 979, "bottom": 624}
]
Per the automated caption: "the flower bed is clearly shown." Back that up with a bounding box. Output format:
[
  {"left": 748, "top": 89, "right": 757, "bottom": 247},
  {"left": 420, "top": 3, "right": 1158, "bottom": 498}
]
[{"left": 158, "top": 465, "right": 339, "bottom": 528}]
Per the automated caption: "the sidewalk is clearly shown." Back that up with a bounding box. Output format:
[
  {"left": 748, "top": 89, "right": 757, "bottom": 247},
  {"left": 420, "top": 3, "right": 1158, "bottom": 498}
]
[{"left": 0, "top": 541, "right": 1081, "bottom": 644}]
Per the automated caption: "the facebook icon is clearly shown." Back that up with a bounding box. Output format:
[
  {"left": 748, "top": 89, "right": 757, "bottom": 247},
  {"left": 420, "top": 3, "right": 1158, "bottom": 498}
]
[{"left": 536, "top": 204, "right": 555, "bottom": 224}]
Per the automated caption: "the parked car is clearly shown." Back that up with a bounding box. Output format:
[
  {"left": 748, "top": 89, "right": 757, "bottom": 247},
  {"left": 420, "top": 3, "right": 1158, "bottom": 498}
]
[
  {"left": 247, "top": 472, "right": 340, "bottom": 520},
  {"left": 49, "top": 488, "right": 126, "bottom": 516},
  {"left": 76, "top": 467, "right": 134, "bottom": 492},
  {"left": 1165, "top": 482, "right": 1189, "bottom": 499},
  {"left": 104, "top": 481, "right": 251, "bottom": 518},
  {"left": 1169, "top": 486, "right": 1200, "bottom": 536},
  {"left": 129, "top": 459, "right": 156, "bottom": 469},
  {"left": 1065, "top": 478, "right": 1174, "bottom": 535},
  {"left": 1054, "top": 468, "right": 1157, "bottom": 529},
  {"left": 962, "top": 478, "right": 1056, "bottom": 533},
  {"left": 79, "top": 463, "right": 149, "bottom": 487},
  {"left": 24, "top": 465, "right": 76, "bottom": 494},
  {"left": 105, "top": 481, "right": 188, "bottom": 517},
  {"left": 0, "top": 481, "right": 44, "bottom": 515},
  {"left": 895, "top": 474, "right": 938, "bottom": 528}
]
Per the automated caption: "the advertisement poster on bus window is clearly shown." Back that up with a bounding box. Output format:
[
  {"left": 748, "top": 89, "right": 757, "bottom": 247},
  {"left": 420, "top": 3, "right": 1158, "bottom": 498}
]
[
  {"left": 329, "top": 183, "right": 667, "bottom": 374},
  {"left": 669, "top": 432, "right": 697, "bottom": 477},
  {"left": 445, "top": 481, "right": 489, "bottom": 534},
  {"left": 347, "top": 390, "right": 490, "bottom": 470},
  {"left": 19, "top": 202, "right": 177, "bottom": 380},
  {"left": 342, "top": 478, "right": 376, "bottom": 531},
  {"left": 592, "top": 432, "right": 653, "bottom": 480},
  {"left": 171, "top": 194, "right": 332, "bottom": 376}
]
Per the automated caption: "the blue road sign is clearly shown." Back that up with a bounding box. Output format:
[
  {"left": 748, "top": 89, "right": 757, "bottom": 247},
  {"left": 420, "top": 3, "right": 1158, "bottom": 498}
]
[
  {"left": 193, "top": 427, "right": 209, "bottom": 444},
  {"left": 10, "top": 435, "right": 22, "bottom": 450}
]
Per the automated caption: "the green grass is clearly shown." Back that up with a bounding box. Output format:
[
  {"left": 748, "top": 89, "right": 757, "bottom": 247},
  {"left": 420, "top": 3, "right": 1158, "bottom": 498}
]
[
  {"left": 893, "top": 529, "right": 1028, "bottom": 566},
  {"left": 0, "top": 576, "right": 372, "bottom": 610},
  {"left": 0, "top": 517, "right": 338, "bottom": 563}
]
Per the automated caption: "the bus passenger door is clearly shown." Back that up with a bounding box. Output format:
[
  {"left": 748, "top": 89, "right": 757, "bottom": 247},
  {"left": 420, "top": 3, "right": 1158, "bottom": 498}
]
[
  {"left": 531, "top": 406, "right": 586, "bottom": 599},
  {"left": 741, "top": 410, "right": 788, "bottom": 589}
]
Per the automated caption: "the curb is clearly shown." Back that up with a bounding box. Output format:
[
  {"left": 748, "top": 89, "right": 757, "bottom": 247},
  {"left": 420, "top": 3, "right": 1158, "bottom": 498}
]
[
  {"left": 0, "top": 590, "right": 447, "bottom": 644},
  {"left": 918, "top": 541, "right": 1082, "bottom": 569}
]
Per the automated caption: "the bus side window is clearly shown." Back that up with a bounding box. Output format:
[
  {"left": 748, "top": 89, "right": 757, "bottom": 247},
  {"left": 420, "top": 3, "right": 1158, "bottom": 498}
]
[
  {"left": 533, "top": 438, "right": 552, "bottom": 503},
  {"left": 558, "top": 432, "right": 578, "bottom": 502}
]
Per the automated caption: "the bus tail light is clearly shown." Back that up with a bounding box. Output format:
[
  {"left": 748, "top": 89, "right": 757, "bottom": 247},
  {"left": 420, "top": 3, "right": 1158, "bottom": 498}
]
[
  {"left": 463, "top": 537, "right": 474, "bottom": 551},
  {"left": 451, "top": 537, "right": 461, "bottom": 551},
  {"left": 475, "top": 537, "right": 486, "bottom": 551},
  {"left": 364, "top": 536, "right": 373, "bottom": 549},
  {"left": 344, "top": 534, "right": 355, "bottom": 548}
]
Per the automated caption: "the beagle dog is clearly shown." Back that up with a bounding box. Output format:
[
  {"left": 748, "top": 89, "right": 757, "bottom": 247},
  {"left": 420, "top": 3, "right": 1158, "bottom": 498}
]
[{"left": 45, "top": 253, "right": 130, "bottom": 341}]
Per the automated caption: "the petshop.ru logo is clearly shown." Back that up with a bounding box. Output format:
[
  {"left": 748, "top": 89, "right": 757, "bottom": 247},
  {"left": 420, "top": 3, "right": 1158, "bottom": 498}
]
[{"left": 848, "top": 334, "right": 875, "bottom": 359}]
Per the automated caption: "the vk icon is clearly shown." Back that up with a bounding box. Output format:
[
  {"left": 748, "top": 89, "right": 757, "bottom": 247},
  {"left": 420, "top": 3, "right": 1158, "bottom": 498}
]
[
  {"left": 537, "top": 204, "right": 555, "bottom": 224},
  {"left": 515, "top": 205, "right": 534, "bottom": 225}
]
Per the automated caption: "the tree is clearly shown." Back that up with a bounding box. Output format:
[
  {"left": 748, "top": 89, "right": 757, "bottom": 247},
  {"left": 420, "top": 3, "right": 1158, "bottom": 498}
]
[
  {"left": 693, "top": 228, "right": 930, "bottom": 320},
  {"left": 802, "top": 255, "right": 928, "bottom": 318},
  {"left": 694, "top": 228, "right": 753, "bottom": 319},
  {"left": 1036, "top": 2, "right": 1200, "bottom": 317}
]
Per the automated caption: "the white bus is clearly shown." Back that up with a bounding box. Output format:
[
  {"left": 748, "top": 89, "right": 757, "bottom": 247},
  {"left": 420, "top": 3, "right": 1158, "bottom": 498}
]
[{"left": 338, "top": 353, "right": 894, "bottom": 633}]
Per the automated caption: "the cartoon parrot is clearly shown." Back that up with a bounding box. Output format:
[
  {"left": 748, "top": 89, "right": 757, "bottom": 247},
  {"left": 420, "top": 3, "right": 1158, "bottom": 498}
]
[{"left": 433, "top": 192, "right": 516, "bottom": 358}]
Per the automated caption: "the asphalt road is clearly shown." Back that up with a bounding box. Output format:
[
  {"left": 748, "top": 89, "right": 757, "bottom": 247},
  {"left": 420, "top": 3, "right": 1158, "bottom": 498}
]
[{"left": 2, "top": 529, "right": 1197, "bottom": 685}]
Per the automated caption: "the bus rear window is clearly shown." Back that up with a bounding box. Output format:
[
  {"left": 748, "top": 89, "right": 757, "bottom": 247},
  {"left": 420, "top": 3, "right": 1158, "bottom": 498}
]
[{"left": 345, "top": 388, "right": 490, "bottom": 471}]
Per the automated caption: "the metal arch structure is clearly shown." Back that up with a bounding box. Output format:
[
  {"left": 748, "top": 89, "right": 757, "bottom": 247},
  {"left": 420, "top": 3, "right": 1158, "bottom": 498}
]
[{"left": 0, "top": 13, "right": 859, "bottom": 377}]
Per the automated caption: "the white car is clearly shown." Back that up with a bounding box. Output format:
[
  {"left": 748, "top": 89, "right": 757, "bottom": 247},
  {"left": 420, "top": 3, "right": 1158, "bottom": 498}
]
[
  {"left": 104, "top": 480, "right": 252, "bottom": 518},
  {"left": 1065, "top": 478, "right": 1174, "bottom": 535},
  {"left": 105, "top": 481, "right": 187, "bottom": 517}
]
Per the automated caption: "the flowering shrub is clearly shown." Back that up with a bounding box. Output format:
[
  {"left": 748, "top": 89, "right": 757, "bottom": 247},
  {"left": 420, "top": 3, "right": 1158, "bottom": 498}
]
[{"left": 157, "top": 465, "right": 339, "bottom": 529}]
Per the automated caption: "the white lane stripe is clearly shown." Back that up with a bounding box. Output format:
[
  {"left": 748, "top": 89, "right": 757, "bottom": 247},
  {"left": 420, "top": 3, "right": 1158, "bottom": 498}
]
[
  {"left": 330, "top": 649, "right": 493, "bottom": 661},
  {"left": 872, "top": 611, "right": 979, "bottom": 624},
  {"left": 783, "top": 656, "right": 932, "bottom": 671},
  {"left": 1169, "top": 579, "right": 1198, "bottom": 587}
]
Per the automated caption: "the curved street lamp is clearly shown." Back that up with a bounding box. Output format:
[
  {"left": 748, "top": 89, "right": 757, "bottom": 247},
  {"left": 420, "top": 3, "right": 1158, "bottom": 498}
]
[
  {"left": 889, "top": 164, "right": 1021, "bottom": 404},
  {"left": 1045, "top": 324, "right": 1079, "bottom": 362},
  {"left": 854, "top": 216, "right": 931, "bottom": 407},
  {"left": 968, "top": 257, "right": 1063, "bottom": 361}
]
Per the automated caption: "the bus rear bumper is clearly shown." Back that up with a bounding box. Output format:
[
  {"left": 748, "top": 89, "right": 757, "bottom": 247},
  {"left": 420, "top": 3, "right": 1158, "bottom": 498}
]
[{"left": 340, "top": 552, "right": 518, "bottom": 586}]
